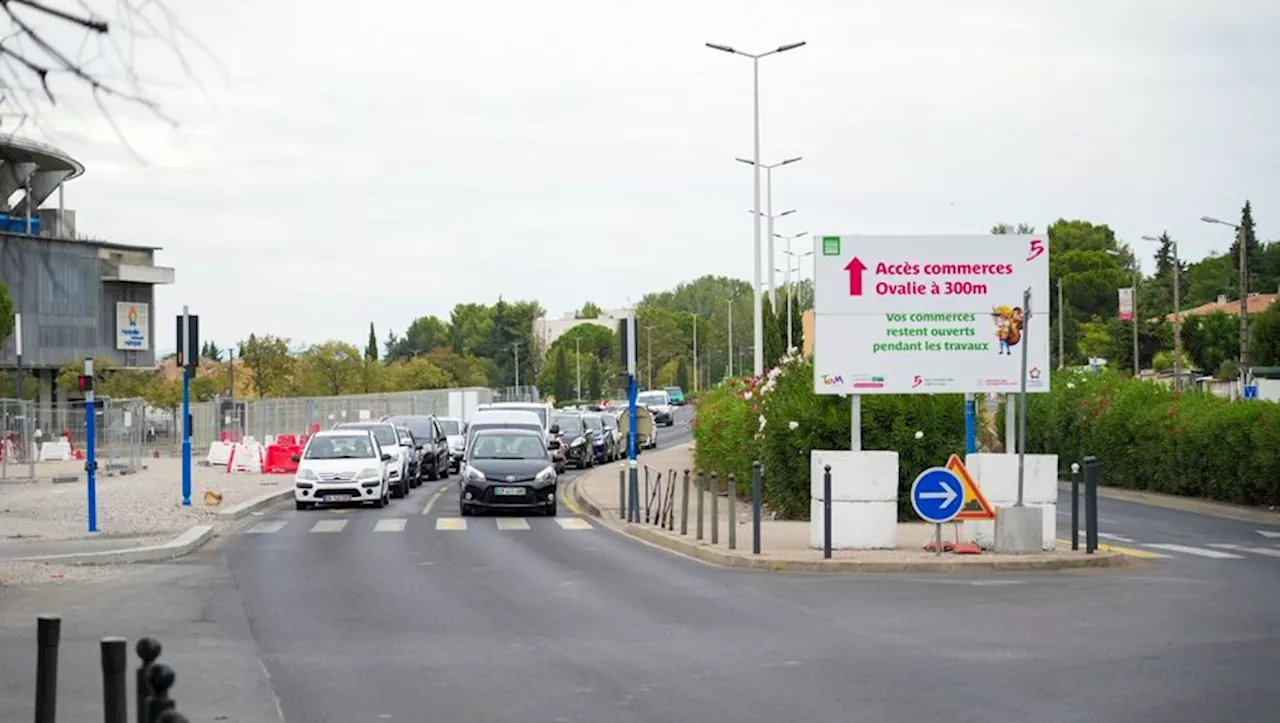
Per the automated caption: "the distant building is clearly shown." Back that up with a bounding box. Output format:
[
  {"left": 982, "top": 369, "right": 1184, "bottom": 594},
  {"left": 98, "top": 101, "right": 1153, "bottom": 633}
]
[
  {"left": 1161, "top": 292, "right": 1277, "bottom": 323},
  {"left": 532, "top": 308, "right": 629, "bottom": 356},
  {"left": 0, "top": 135, "right": 175, "bottom": 409}
]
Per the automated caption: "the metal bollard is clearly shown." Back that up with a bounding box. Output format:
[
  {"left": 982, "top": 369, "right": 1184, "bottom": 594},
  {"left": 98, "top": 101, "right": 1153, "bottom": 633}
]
[
  {"left": 680, "top": 470, "right": 690, "bottom": 535},
  {"left": 666, "top": 470, "right": 677, "bottom": 531},
  {"left": 145, "top": 664, "right": 176, "bottom": 722},
  {"left": 136, "top": 637, "right": 161, "bottom": 723},
  {"left": 710, "top": 471, "right": 719, "bottom": 545},
  {"left": 35, "top": 615, "right": 61, "bottom": 723},
  {"left": 752, "top": 461, "right": 762, "bottom": 555},
  {"left": 823, "top": 464, "right": 833, "bottom": 559},
  {"left": 1070, "top": 462, "right": 1080, "bottom": 551},
  {"left": 643, "top": 466, "right": 650, "bottom": 523},
  {"left": 727, "top": 473, "right": 737, "bottom": 550},
  {"left": 1084, "top": 455, "right": 1099, "bottom": 554},
  {"left": 695, "top": 471, "right": 705, "bottom": 540},
  {"left": 156, "top": 712, "right": 189, "bottom": 723},
  {"left": 618, "top": 467, "right": 625, "bottom": 521},
  {"left": 101, "top": 637, "right": 129, "bottom": 723}
]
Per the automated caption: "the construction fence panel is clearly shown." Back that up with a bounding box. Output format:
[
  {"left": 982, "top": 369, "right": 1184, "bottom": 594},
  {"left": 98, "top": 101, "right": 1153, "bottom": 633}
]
[
  {"left": 0, "top": 398, "right": 35, "bottom": 480},
  {"left": 0, "top": 397, "right": 148, "bottom": 477}
]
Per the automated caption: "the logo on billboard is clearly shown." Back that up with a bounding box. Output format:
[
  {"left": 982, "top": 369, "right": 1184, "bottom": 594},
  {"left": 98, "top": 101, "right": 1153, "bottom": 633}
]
[
  {"left": 821, "top": 236, "right": 841, "bottom": 256},
  {"left": 1029, "top": 367, "right": 1042, "bottom": 380},
  {"left": 851, "top": 375, "right": 885, "bottom": 389},
  {"left": 115, "top": 302, "right": 149, "bottom": 351},
  {"left": 913, "top": 375, "right": 953, "bottom": 389},
  {"left": 820, "top": 374, "right": 845, "bottom": 387}
]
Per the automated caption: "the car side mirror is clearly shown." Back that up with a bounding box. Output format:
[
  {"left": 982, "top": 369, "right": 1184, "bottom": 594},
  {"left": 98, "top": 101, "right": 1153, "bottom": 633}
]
[
  {"left": 415, "top": 443, "right": 424, "bottom": 450},
  {"left": 381, "top": 453, "right": 392, "bottom": 462},
  {"left": 550, "top": 424, "right": 560, "bottom": 435},
  {"left": 290, "top": 454, "right": 300, "bottom": 463}
]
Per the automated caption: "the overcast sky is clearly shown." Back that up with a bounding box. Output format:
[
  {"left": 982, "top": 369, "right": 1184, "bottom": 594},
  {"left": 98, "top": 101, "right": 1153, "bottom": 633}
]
[{"left": 24, "top": 0, "right": 1280, "bottom": 354}]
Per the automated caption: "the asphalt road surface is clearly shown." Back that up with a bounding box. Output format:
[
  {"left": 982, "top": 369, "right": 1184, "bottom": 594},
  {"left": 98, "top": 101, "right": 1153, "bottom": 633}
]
[{"left": 3, "top": 406, "right": 1278, "bottom": 722}]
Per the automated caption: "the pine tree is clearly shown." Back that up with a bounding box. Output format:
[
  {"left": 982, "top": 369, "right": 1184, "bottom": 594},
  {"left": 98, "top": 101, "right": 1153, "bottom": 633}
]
[
  {"left": 552, "top": 345, "right": 572, "bottom": 401},
  {"left": 1229, "top": 200, "right": 1263, "bottom": 295},
  {"left": 762, "top": 295, "right": 784, "bottom": 366},
  {"left": 675, "top": 357, "right": 689, "bottom": 390},
  {"left": 365, "top": 323, "right": 379, "bottom": 361},
  {"left": 789, "top": 290, "right": 805, "bottom": 354},
  {"left": 586, "top": 357, "right": 602, "bottom": 399}
]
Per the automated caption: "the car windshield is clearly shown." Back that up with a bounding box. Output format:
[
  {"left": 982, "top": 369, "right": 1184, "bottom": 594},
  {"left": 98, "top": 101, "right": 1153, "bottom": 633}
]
[
  {"left": 638, "top": 393, "right": 667, "bottom": 406},
  {"left": 304, "top": 435, "right": 375, "bottom": 460},
  {"left": 471, "top": 434, "right": 546, "bottom": 460},
  {"left": 471, "top": 422, "right": 540, "bottom": 439},
  {"left": 438, "top": 420, "right": 461, "bottom": 435},
  {"left": 386, "top": 416, "right": 434, "bottom": 440},
  {"left": 554, "top": 416, "right": 583, "bottom": 434},
  {"left": 665, "top": 387, "right": 682, "bottom": 396},
  {"left": 583, "top": 415, "right": 603, "bottom": 431},
  {"left": 339, "top": 423, "right": 397, "bottom": 446},
  {"left": 492, "top": 405, "right": 548, "bottom": 427},
  {"left": 396, "top": 428, "right": 413, "bottom": 445}
]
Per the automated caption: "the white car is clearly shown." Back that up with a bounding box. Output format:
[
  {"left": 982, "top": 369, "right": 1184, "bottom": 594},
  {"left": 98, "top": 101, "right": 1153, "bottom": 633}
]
[
  {"left": 335, "top": 421, "right": 411, "bottom": 498},
  {"left": 437, "top": 416, "right": 467, "bottom": 471},
  {"left": 293, "top": 429, "right": 391, "bottom": 510},
  {"left": 637, "top": 390, "right": 675, "bottom": 427}
]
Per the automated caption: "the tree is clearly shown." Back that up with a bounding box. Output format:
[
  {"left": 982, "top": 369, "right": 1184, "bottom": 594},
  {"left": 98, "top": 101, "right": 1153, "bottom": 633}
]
[
  {"left": 0, "top": 283, "right": 12, "bottom": 349},
  {"left": 366, "top": 323, "right": 379, "bottom": 361},
  {"left": 1182, "top": 311, "right": 1239, "bottom": 374},
  {"left": 385, "top": 356, "right": 453, "bottom": 391},
  {"left": 424, "top": 350, "right": 489, "bottom": 387},
  {"left": 1229, "top": 200, "right": 1263, "bottom": 295},
  {"left": 238, "top": 335, "right": 295, "bottom": 398},
  {"left": 675, "top": 357, "right": 689, "bottom": 390},
  {"left": 990, "top": 223, "right": 1036, "bottom": 234},
  {"left": 295, "top": 342, "right": 364, "bottom": 396},
  {"left": 586, "top": 357, "right": 602, "bottom": 399},
  {"left": 385, "top": 316, "right": 450, "bottom": 362},
  {"left": 762, "top": 294, "right": 784, "bottom": 367},
  {"left": 1078, "top": 321, "right": 1112, "bottom": 361},
  {"left": 1249, "top": 301, "right": 1280, "bottom": 366},
  {"left": 577, "top": 302, "right": 603, "bottom": 319},
  {"left": 201, "top": 340, "right": 223, "bottom": 361},
  {"left": 551, "top": 345, "right": 572, "bottom": 401}
]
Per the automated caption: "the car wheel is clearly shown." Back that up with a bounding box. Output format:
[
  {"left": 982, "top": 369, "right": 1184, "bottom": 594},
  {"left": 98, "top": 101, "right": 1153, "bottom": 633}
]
[
  {"left": 545, "top": 503, "right": 558, "bottom": 517},
  {"left": 460, "top": 503, "right": 473, "bottom": 517},
  {"left": 374, "top": 489, "right": 387, "bottom": 509},
  {"left": 426, "top": 457, "right": 439, "bottom": 481},
  {"left": 439, "top": 458, "right": 450, "bottom": 479},
  {"left": 295, "top": 500, "right": 312, "bottom": 511}
]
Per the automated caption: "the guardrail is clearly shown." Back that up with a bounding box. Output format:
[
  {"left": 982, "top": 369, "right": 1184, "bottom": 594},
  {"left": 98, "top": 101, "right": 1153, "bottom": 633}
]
[
  {"left": 619, "top": 463, "right": 767, "bottom": 555},
  {"left": 32, "top": 615, "right": 191, "bottom": 723}
]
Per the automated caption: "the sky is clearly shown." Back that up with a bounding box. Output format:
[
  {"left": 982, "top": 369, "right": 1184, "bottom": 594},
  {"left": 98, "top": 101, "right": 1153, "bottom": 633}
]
[{"left": 15, "top": 0, "right": 1280, "bottom": 354}]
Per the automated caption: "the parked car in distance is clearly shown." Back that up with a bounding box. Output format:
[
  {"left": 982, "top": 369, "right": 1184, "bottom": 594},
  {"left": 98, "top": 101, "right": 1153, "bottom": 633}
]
[
  {"left": 336, "top": 421, "right": 411, "bottom": 497},
  {"left": 465, "top": 409, "right": 545, "bottom": 456},
  {"left": 459, "top": 428, "right": 558, "bottom": 517},
  {"left": 582, "top": 412, "right": 616, "bottom": 463},
  {"left": 382, "top": 414, "right": 451, "bottom": 482},
  {"left": 637, "top": 389, "right": 675, "bottom": 427},
  {"left": 664, "top": 386, "right": 686, "bottom": 405},
  {"left": 394, "top": 425, "right": 422, "bottom": 487},
  {"left": 436, "top": 416, "right": 468, "bottom": 472},
  {"left": 552, "top": 411, "right": 594, "bottom": 469},
  {"left": 599, "top": 412, "right": 622, "bottom": 459},
  {"left": 292, "top": 429, "right": 391, "bottom": 510}
]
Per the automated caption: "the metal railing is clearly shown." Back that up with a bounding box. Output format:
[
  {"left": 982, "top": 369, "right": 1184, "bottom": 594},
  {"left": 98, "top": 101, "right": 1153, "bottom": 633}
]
[
  {"left": 0, "top": 397, "right": 147, "bottom": 479},
  {"left": 621, "top": 464, "right": 767, "bottom": 555}
]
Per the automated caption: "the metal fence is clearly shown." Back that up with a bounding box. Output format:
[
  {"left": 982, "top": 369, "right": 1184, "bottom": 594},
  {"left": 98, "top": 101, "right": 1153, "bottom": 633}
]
[
  {"left": 492, "top": 385, "right": 541, "bottom": 403},
  {"left": 0, "top": 397, "right": 147, "bottom": 479}
]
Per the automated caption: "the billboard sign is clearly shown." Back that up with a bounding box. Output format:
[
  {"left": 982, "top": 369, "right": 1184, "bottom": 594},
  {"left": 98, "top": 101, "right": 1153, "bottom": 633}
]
[
  {"left": 116, "top": 302, "right": 150, "bottom": 351},
  {"left": 812, "top": 234, "right": 1050, "bottom": 394},
  {"left": 1118, "top": 287, "right": 1134, "bottom": 321}
]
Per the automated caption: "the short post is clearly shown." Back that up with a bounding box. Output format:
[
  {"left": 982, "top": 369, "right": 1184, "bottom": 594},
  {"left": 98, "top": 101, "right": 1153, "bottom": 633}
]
[
  {"left": 1070, "top": 462, "right": 1081, "bottom": 551},
  {"left": 618, "top": 467, "right": 625, "bottom": 520},
  {"left": 146, "top": 664, "right": 177, "bottom": 722},
  {"left": 695, "top": 471, "right": 705, "bottom": 540},
  {"left": 643, "top": 466, "right": 650, "bottom": 523},
  {"left": 934, "top": 523, "right": 942, "bottom": 557},
  {"left": 101, "top": 637, "right": 129, "bottom": 723},
  {"left": 680, "top": 470, "right": 690, "bottom": 535},
  {"left": 666, "top": 471, "right": 676, "bottom": 531},
  {"left": 35, "top": 615, "right": 61, "bottom": 723},
  {"left": 136, "top": 637, "right": 161, "bottom": 723},
  {"left": 710, "top": 471, "right": 719, "bottom": 545},
  {"left": 1084, "top": 455, "right": 1099, "bottom": 554},
  {"left": 727, "top": 473, "right": 737, "bottom": 550},
  {"left": 751, "top": 460, "right": 762, "bottom": 555},
  {"left": 822, "top": 465, "right": 833, "bottom": 559}
]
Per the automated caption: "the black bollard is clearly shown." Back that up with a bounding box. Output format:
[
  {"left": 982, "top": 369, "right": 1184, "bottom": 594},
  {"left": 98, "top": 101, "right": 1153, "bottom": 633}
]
[
  {"left": 643, "top": 466, "right": 650, "bottom": 523},
  {"left": 680, "top": 470, "right": 690, "bottom": 535},
  {"left": 823, "top": 465, "right": 833, "bottom": 559},
  {"left": 34, "top": 615, "right": 61, "bottom": 723},
  {"left": 145, "top": 663, "right": 176, "bottom": 723},
  {"left": 752, "top": 461, "right": 762, "bottom": 555},
  {"left": 1084, "top": 455, "right": 1099, "bottom": 554},
  {"left": 618, "top": 467, "right": 625, "bottom": 520},
  {"left": 710, "top": 472, "right": 720, "bottom": 545},
  {"left": 135, "top": 637, "right": 161, "bottom": 723},
  {"left": 1071, "top": 462, "right": 1080, "bottom": 551},
  {"left": 101, "top": 637, "right": 129, "bottom": 723},
  {"left": 695, "top": 471, "right": 705, "bottom": 540},
  {"left": 155, "top": 713, "right": 189, "bottom": 723},
  {"left": 727, "top": 474, "right": 737, "bottom": 550}
]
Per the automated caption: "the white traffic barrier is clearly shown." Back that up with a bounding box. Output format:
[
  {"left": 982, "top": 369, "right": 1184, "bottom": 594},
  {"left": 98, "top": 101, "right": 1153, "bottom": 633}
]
[
  {"left": 38, "top": 439, "right": 74, "bottom": 462},
  {"left": 809, "top": 450, "right": 899, "bottom": 550},
  {"left": 961, "top": 453, "right": 1059, "bottom": 550},
  {"left": 226, "top": 440, "right": 266, "bottom": 473},
  {"left": 207, "top": 441, "right": 234, "bottom": 467}
]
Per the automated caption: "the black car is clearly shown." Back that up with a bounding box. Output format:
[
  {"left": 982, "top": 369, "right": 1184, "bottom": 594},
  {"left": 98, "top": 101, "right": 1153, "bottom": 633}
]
[
  {"left": 583, "top": 413, "right": 616, "bottom": 463},
  {"left": 382, "top": 414, "right": 451, "bottom": 482},
  {"left": 460, "top": 429, "right": 558, "bottom": 516},
  {"left": 552, "top": 412, "right": 594, "bottom": 469}
]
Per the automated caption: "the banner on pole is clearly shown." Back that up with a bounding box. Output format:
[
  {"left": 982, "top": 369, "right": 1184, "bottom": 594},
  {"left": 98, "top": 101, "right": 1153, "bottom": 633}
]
[{"left": 1118, "top": 287, "right": 1134, "bottom": 321}]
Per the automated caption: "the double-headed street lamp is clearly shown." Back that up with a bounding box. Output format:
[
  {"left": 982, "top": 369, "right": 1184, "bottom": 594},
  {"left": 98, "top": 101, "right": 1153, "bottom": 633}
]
[
  {"left": 1141, "top": 234, "right": 1183, "bottom": 389},
  {"left": 1201, "top": 215, "right": 1249, "bottom": 393},
  {"left": 738, "top": 156, "right": 802, "bottom": 305},
  {"left": 776, "top": 231, "right": 810, "bottom": 351},
  {"left": 706, "top": 40, "right": 806, "bottom": 377}
]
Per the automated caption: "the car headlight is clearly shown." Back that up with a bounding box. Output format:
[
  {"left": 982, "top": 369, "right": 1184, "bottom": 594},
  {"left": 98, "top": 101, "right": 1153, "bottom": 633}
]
[
  {"left": 465, "top": 465, "right": 486, "bottom": 482},
  {"left": 571, "top": 436, "right": 585, "bottom": 447},
  {"left": 296, "top": 469, "right": 318, "bottom": 482},
  {"left": 357, "top": 467, "right": 381, "bottom": 481},
  {"left": 535, "top": 466, "right": 555, "bottom": 484}
]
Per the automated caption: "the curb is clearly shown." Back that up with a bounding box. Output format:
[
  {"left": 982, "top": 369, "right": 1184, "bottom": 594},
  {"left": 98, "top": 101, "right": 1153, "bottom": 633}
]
[
  {"left": 216, "top": 487, "right": 293, "bottom": 521},
  {"left": 1058, "top": 482, "right": 1280, "bottom": 526},
  {"left": 3, "top": 524, "right": 216, "bottom": 566},
  {"left": 571, "top": 478, "right": 1125, "bottom": 573}
]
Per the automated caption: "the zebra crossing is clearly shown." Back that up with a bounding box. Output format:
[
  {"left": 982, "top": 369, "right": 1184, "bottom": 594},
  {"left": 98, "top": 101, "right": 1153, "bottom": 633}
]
[
  {"left": 1059, "top": 529, "right": 1280, "bottom": 562},
  {"left": 246, "top": 515, "right": 595, "bottom": 535}
]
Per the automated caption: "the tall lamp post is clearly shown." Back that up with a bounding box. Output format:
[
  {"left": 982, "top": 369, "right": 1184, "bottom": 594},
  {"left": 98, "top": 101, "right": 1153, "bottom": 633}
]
[
  {"left": 777, "top": 234, "right": 813, "bottom": 352},
  {"left": 1142, "top": 234, "right": 1183, "bottom": 389},
  {"left": 1105, "top": 249, "right": 1140, "bottom": 377},
  {"left": 1201, "top": 215, "right": 1249, "bottom": 396},
  {"left": 706, "top": 40, "right": 806, "bottom": 377},
  {"left": 677, "top": 311, "right": 699, "bottom": 393},
  {"left": 644, "top": 325, "right": 656, "bottom": 389},
  {"left": 737, "top": 156, "right": 802, "bottom": 305}
]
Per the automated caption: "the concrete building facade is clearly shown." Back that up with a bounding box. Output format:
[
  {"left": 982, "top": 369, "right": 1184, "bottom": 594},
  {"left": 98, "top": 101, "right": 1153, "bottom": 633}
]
[{"left": 532, "top": 308, "right": 629, "bottom": 357}]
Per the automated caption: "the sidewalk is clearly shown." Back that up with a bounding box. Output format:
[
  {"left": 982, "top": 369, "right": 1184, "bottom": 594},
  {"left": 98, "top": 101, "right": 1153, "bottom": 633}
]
[{"left": 572, "top": 446, "right": 1125, "bottom": 572}]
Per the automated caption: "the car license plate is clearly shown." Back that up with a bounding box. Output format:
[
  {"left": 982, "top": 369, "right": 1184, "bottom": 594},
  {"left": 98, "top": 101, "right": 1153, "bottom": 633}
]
[
  {"left": 326, "top": 494, "right": 353, "bottom": 502},
  {"left": 494, "top": 487, "right": 524, "bottom": 496}
]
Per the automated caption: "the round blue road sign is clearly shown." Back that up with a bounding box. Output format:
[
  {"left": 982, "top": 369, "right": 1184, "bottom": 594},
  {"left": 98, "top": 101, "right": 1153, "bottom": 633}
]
[{"left": 910, "top": 467, "right": 965, "bottom": 524}]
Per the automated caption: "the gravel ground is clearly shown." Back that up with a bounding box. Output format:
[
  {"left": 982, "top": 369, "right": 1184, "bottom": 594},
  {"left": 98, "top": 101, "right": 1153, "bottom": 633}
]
[{"left": 0, "top": 561, "right": 128, "bottom": 588}]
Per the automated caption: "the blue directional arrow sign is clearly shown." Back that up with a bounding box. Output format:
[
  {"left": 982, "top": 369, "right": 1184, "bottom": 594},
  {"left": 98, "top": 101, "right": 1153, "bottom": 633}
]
[{"left": 910, "top": 466, "right": 965, "bottom": 524}]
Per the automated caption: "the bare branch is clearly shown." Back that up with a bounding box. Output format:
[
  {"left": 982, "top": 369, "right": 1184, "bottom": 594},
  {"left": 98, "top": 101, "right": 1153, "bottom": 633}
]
[{"left": 9, "top": 0, "right": 106, "bottom": 33}]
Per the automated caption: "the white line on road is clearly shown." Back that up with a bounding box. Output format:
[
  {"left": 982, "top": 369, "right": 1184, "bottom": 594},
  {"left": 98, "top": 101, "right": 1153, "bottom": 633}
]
[
  {"left": 496, "top": 518, "right": 531, "bottom": 531},
  {"left": 1098, "top": 533, "right": 1135, "bottom": 543},
  {"left": 436, "top": 517, "right": 467, "bottom": 531},
  {"left": 555, "top": 518, "right": 592, "bottom": 530},
  {"left": 310, "top": 520, "right": 347, "bottom": 533},
  {"left": 374, "top": 518, "right": 408, "bottom": 532},
  {"left": 1256, "top": 529, "right": 1280, "bottom": 539},
  {"left": 1208, "top": 544, "right": 1280, "bottom": 558},
  {"left": 1145, "top": 543, "right": 1244, "bottom": 559},
  {"left": 248, "top": 521, "right": 287, "bottom": 534},
  {"left": 421, "top": 487, "right": 446, "bottom": 516}
]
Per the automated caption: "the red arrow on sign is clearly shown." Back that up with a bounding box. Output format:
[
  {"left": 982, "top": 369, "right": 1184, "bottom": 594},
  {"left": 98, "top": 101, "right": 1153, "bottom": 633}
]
[{"left": 844, "top": 257, "right": 868, "bottom": 296}]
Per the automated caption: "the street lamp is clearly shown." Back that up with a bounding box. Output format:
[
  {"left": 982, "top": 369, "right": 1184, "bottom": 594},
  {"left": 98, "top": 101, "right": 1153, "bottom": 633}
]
[
  {"left": 1201, "top": 215, "right": 1249, "bottom": 394},
  {"left": 738, "top": 156, "right": 802, "bottom": 305},
  {"left": 707, "top": 40, "right": 807, "bottom": 378},
  {"left": 776, "top": 231, "right": 811, "bottom": 351},
  {"left": 643, "top": 325, "right": 656, "bottom": 390},
  {"left": 676, "top": 311, "right": 699, "bottom": 393},
  {"left": 575, "top": 337, "right": 582, "bottom": 400},
  {"left": 1142, "top": 234, "right": 1183, "bottom": 389}
]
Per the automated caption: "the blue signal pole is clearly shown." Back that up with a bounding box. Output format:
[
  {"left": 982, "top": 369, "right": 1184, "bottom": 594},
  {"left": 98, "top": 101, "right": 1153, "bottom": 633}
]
[
  {"left": 626, "top": 316, "right": 640, "bottom": 523},
  {"left": 181, "top": 306, "right": 192, "bottom": 506},
  {"left": 84, "top": 359, "right": 98, "bottom": 532},
  {"left": 964, "top": 393, "right": 976, "bottom": 454}
]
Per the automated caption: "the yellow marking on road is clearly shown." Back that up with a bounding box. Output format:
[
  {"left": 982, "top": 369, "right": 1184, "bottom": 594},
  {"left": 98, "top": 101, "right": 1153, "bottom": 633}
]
[
  {"left": 555, "top": 518, "right": 592, "bottom": 531},
  {"left": 1055, "top": 538, "right": 1168, "bottom": 559},
  {"left": 561, "top": 483, "right": 583, "bottom": 515},
  {"left": 373, "top": 518, "right": 407, "bottom": 532},
  {"left": 421, "top": 487, "right": 446, "bottom": 516},
  {"left": 496, "top": 517, "right": 531, "bottom": 531},
  {"left": 435, "top": 517, "right": 467, "bottom": 531}
]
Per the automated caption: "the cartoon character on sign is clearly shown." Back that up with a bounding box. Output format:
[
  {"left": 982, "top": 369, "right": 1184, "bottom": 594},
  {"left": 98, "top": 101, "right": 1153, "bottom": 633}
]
[{"left": 991, "top": 306, "right": 1024, "bottom": 355}]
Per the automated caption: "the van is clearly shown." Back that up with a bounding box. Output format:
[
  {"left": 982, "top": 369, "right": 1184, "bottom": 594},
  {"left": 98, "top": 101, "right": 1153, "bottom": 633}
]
[{"left": 476, "top": 402, "right": 554, "bottom": 436}]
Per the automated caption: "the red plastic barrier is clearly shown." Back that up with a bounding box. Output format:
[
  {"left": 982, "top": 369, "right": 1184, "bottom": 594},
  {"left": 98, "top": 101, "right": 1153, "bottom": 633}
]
[
  {"left": 298, "top": 435, "right": 310, "bottom": 449},
  {"left": 308, "top": 423, "right": 320, "bottom": 435},
  {"left": 264, "top": 444, "right": 301, "bottom": 474},
  {"left": 277, "top": 434, "right": 297, "bottom": 447}
]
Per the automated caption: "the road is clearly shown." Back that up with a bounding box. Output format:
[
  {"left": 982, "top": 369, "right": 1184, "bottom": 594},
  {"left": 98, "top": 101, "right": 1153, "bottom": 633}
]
[{"left": 3, "top": 407, "right": 1278, "bottom": 722}]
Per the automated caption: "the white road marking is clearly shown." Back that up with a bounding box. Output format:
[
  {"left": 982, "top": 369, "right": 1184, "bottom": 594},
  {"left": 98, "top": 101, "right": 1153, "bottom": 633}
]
[
  {"left": 1145, "top": 543, "right": 1244, "bottom": 559},
  {"left": 374, "top": 518, "right": 407, "bottom": 532},
  {"left": 421, "top": 487, "right": 446, "bottom": 516},
  {"left": 555, "top": 518, "right": 592, "bottom": 530},
  {"left": 1208, "top": 543, "right": 1280, "bottom": 558},
  {"left": 310, "top": 520, "right": 347, "bottom": 533},
  {"left": 1098, "top": 533, "right": 1135, "bottom": 543},
  {"left": 496, "top": 518, "right": 531, "bottom": 531},
  {"left": 436, "top": 517, "right": 467, "bottom": 531},
  {"left": 248, "top": 521, "right": 287, "bottom": 534},
  {"left": 1255, "top": 529, "right": 1280, "bottom": 539}
]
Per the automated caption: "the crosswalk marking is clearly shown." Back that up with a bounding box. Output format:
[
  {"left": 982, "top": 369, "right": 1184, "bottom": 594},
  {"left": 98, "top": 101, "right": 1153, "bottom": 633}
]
[
  {"left": 1054, "top": 538, "right": 1169, "bottom": 559},
  {"left": 310, "top": 520, "right": 347, "bottom": 533},
  {"left": 1145, "top": 543, "right": 1244, "bottom": 559},
  {"left": 246, "top": 515, "right": 598, "bottom": 535},
  {"left": 1208, "top": 543, "right": 1280, "bottom": 558},
  {"left": 1098, "top": 533, "right": 1135, "bottom": 543},
  {"left": 1256, "top": 529, "right": 1280, "bottom": 539},
  {"left": 555, "top": 518, "right": 592, "bottom": 530},
  {"left": 374, "top": 518, "right": 407, "bottom": 532},
  {"left": 496, "top": 518, "right": 531, "bottom": 531},
  {"left": 436, "top": 517, "right": 467, "bottom": 531},
  {"left": 248, "top": 521, "right": 287, "bottom": 534}
]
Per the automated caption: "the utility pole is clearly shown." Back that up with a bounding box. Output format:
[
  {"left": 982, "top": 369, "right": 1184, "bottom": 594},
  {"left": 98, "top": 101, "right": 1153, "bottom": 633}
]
[
  {"left": 1131, "top": 271, "right": 1139, "bottom": 378},
  {"left": 513, "top": 342, "right": 521, "bottom": 389},
  {"left": 691, "top": 315, "right": 698, "bottom": 392},
  {"left": 727, "top": 299, "right": 734, "bottom": 378},
  {"left": 644, "top": 325, "right": 656, "bottom": 389},
  {"left": 1238, "top": 224, "right": 1249, "bottom": 392},
  {"left": 1057, "top": 279, "right": 1064, "bottom": 370},
  {"left": 575, "top": 338, "right": 582, "bottom": 399},
  {"left": 1173, "top": 241, "right": 1182, "bottom": 390}
]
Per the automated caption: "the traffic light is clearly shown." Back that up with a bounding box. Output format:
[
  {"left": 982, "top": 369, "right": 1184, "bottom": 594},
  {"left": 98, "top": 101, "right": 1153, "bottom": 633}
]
[{"left": 77, "top": 375, "right": 93, "bottom": 393}]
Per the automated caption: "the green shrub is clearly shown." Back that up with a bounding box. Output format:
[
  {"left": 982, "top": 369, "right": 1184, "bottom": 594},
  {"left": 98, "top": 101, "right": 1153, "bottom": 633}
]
[{"left": 690, "top": 377, "right": 761, "bottom": 492}]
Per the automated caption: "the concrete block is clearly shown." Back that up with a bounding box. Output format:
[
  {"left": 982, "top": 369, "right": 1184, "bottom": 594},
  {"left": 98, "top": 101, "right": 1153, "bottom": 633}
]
[
  {"left": 994, "top": 505, "right": 1044, "bottom": 555},
  {"left": 809, "top": 450, "right": 899, "bottom": 549},
  {"left": 962, "top": 453, "right": 1058, "bottom": 550}
]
